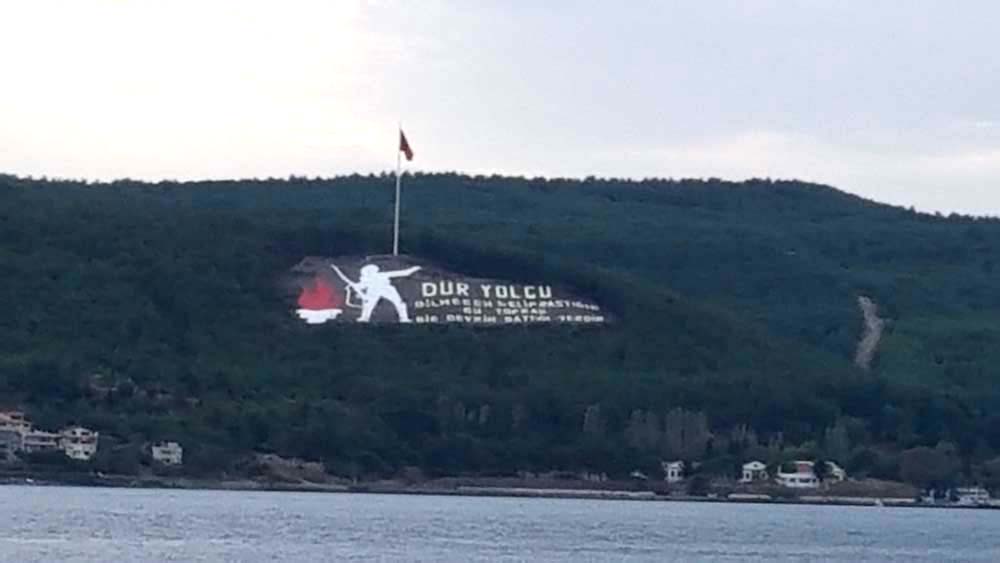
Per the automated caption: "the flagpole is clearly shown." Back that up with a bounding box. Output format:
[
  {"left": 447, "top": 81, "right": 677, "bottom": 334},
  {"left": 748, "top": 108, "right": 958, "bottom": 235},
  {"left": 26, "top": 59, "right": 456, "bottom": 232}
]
[{"left": 393, "top": 126, "right": 402, "bottom": 256}]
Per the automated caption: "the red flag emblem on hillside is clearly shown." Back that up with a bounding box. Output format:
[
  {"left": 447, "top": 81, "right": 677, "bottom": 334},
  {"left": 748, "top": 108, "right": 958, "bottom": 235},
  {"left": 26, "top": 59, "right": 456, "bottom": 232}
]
[{"left": 296, "top": 277, "right": 343, "bottom": 324}]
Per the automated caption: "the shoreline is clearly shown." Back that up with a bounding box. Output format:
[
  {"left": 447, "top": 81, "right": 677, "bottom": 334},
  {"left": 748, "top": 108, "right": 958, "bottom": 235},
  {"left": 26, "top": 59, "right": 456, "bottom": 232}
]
[{"left": 2, "top": 473, "right": 996, "bottom": 510}]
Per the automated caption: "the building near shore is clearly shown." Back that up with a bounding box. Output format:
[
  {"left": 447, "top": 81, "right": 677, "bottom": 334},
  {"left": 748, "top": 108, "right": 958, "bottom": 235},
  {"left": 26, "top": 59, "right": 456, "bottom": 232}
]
[
  {"left": 0, "top": 411, "right": 32, "bottom": 434},
  {"left": 151, "top": 441, "right": 183, "bottom": 465},
  {"left": 662, "top": 461, "right": 685, "bottom": 483},
  {"left": 629, "top": 469, "right": 649, "bottom": 481},
  {"left": 22, "top": 429, "right": 62, "bottom": 454},
  {"left": 954, "top": 487, "right": 991, "bottom": 506},
  {"left": 776, "top": 460, "right": 847, "bottom": 488},
  {"left": 776, "top": 461, "right": 820, "bottom": 488},
  {"left": 825, "top": 461, "right": 847, "bottom": 482},
  {"left": 60, "top": 427, "right": 99, "bottom": 461},
  {"left": 579, "top": 471, "right": 608, "bottom": 483},
  {"left": 0, "top": 411, "right": 100, "bottom": 461},
  {"left": 740, "top": 461, "right": 768, "bottom": 483}
]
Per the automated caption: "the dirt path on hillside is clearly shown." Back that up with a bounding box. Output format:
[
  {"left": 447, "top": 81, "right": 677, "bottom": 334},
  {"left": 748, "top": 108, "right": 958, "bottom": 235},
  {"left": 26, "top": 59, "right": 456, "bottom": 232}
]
[{"left": 854, "top": 296, "right": 885, "bottom": 370}]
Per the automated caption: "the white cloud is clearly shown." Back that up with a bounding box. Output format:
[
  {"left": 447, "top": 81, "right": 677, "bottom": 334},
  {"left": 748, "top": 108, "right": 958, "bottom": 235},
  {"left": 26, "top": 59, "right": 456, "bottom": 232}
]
[
  {"left": 1, "top": 1, "right": 999, "bottom": 214},
  {"left": 0, "top": 0, "right": 395, "bottom": 179}
]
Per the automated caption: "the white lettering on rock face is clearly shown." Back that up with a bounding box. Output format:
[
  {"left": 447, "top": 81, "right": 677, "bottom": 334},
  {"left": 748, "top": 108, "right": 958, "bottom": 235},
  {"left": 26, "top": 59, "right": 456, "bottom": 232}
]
[
  {"left": 412, "top": 283, "right": 575, "bottom": 322},
  {"left": 296, "top": 257, "right": 606, "bottom": 326},
  {"left": 422, "top": 282, "right": 438, "bottom": 297},
  {"left": 422, "top": 281, "right": 473, "bottom": 298}
]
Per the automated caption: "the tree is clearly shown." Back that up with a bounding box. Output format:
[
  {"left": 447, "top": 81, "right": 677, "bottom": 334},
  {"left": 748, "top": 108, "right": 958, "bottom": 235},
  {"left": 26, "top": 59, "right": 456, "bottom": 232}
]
[
  {"left": 900, "top": 445, "right": 960, "bottom": 491},
  {"left": 663, "top": 408, "right": 710, "bottom": 459},
  {"left": 582, "top": 403, "right": 606, "bottom": 438},
  {"left": 980, "top": 457, "right": 1000, "bottom": 494},
  {"left": 812, "top": 458, "right": 829, "bottom": 483},
  {"left": 823, "top": 421, "right": 851, "bottom": 463},
  {"left": 92, "top": 443, "right": 143, "bottom": 475},
  {"left": 687, "top": 474, "right": 711, "bottom": 497},
  {"left": 22, "top": 449, "right": 77, "bottom": 469}
]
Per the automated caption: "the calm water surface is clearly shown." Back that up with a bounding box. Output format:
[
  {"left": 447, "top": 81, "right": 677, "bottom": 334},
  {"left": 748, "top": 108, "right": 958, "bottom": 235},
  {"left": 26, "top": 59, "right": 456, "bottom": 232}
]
[{"left": 2, "top": 485, "right": 998, "bottom": 562}]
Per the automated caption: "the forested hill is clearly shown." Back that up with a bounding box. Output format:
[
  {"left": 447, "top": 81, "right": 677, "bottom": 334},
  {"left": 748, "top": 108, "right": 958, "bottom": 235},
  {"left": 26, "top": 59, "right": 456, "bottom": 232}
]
[{"left": 2, "top": 172, "right": 999, "bottom": 484}]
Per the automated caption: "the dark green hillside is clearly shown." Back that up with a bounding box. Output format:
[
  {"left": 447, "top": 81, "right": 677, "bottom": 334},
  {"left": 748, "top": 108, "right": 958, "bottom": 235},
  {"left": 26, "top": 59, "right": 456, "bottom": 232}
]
[{"left": 1, "top": 173, "right": 999, "bottom": 483}]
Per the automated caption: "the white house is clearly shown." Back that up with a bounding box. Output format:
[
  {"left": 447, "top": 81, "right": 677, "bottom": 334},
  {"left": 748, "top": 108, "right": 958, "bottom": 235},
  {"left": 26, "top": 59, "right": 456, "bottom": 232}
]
[
  {"left": 776, "top": 460, "right": 847, "bottom": 488},
  {"left": 0, "top": 411, "right": 32, "bottom": 434},
  {"left": 825, "top": 461, "right": 847, "bottom": 482},
  {"left": 60, "top": 426, "right": 99, "bottom": 461},
  {"left": 776, "top": 461, "right": 820, "bottom": 488},
  {"left": 580, "top": 472, "right": 608, "bottom": 483},
  {"left": 662, "top": 460, "right": 685, "bottom": 483},
  {"left": 740, "top": 461, "right": 769, "bottom": 483},
  {"left": 954, "top": 487, "right": 991, "bottom": 506},
  {"left": 22, "top": 429, "right": 62, "bottom": 454},
  {"left": 629, "top": 469, "right": 649, "bottom": 480},
  {"left": 151, "top": 441, "right": 184, "bottom": 465},
  {"left": 0, "top": 413, "right": 100, "bottom": 461}
]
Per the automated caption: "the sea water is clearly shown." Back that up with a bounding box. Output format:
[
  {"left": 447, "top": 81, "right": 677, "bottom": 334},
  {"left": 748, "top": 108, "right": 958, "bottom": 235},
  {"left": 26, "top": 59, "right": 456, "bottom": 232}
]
[{"left": 2, "top": 486, "right": 998, "bottom": 562}]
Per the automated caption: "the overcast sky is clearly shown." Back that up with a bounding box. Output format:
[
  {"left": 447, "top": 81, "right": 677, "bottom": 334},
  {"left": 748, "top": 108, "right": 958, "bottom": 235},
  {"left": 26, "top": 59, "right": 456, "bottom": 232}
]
[{"left": 1, "top": 1, "right": 998, "bottom": 214}]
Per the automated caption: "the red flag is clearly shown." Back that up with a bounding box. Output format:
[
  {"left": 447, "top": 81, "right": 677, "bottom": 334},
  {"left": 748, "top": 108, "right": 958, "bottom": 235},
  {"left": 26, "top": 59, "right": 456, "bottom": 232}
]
[{"left": 399, "top": 129, "right": 414, "bottom": 161}]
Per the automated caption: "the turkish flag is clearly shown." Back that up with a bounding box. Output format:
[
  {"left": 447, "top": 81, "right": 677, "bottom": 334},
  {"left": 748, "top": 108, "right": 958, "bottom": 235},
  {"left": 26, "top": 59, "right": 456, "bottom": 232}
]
[{"left": 399, "top": 130, "right": 414, "bottom": 161}]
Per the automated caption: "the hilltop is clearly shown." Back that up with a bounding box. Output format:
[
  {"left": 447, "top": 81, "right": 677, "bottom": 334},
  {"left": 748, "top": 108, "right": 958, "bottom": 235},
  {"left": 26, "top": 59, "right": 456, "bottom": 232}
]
[{"left": 1, "top": 173, "right": 999, "bottom": 490}]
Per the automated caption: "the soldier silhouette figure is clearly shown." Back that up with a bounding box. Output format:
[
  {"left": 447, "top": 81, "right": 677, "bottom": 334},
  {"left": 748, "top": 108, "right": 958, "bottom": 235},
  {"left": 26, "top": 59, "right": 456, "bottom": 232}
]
[{"left": 332, "top": 264, "right": 421, "bottom": 322}]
